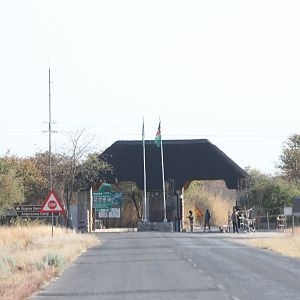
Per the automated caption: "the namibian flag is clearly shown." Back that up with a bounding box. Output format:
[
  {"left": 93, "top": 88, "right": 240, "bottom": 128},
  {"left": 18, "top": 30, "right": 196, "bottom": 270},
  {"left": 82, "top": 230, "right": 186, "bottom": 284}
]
[{"left": 155, "top": 121, "right": 161, "bottom": 148}]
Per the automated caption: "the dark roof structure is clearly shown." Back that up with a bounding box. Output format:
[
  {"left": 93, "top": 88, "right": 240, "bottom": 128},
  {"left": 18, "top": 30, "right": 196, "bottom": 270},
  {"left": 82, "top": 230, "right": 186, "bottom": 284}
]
[{"left": 100, "top": 139, "right": 247, "bottom": 190}]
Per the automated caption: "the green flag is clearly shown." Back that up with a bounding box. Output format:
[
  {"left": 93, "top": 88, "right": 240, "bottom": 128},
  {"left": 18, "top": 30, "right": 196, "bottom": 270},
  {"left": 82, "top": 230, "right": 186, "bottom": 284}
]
[{"left": 155, "top": 121, "right": 161, "bottom": 147}]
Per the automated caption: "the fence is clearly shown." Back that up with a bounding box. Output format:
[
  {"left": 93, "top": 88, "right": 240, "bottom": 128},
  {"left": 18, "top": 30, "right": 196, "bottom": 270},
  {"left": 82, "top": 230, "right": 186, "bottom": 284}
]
[{"left": 183, "top": 211, "right": 300, "bottom": 233}]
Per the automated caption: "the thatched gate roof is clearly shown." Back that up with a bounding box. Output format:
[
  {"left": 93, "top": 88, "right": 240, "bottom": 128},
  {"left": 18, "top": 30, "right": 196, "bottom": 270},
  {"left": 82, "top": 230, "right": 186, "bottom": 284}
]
[{"left": 100, "top": 139, "right": 247, "bottom": 190}]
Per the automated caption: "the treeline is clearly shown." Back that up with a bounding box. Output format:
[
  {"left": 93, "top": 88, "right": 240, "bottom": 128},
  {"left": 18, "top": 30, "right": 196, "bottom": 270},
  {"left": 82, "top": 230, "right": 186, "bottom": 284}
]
[
  {"left": 0, "top": 151, "right": 111, "bottom": 217},
  {"left": 241, "top": 133, "right": 300, "bottom": 214},
  {"left": 2, "top": 133, "right": 300, "bottom": 223},
  {"left": 240, "top": 168, "right": 299, "bottom": 215}
]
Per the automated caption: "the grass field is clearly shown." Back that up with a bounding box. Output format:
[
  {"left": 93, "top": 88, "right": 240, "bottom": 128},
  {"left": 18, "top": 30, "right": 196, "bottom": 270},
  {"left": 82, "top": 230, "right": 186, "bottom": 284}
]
[
  {"left": 0, "top": 225, "right": 99, "bottom": 300},
  {"left": 238, "top": 228, "right": 300, "bottom": 258},
  {"left": 184, "top": 180, "right": 236, "bottom": 227}
]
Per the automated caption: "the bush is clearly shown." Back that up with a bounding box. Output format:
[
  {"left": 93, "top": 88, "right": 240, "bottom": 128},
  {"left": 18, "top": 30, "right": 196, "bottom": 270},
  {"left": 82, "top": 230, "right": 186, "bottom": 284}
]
[
  {"left": 10, "top": 217, "right": 43, "bottom": 227},
  {"left": 0, "top": 255, "right": 15, "bottom": 274},
  {"left": 245, "top": 169, "right": 300, "bottom": 214},
  {"left": 36, "top": 253, "right": 66, "bottom": 270}
]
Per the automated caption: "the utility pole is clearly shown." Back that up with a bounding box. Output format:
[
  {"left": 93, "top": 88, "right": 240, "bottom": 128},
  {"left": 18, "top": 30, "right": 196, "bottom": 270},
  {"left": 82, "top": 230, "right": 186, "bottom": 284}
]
[
  {"left": 49, "top": 68, "right": 53, "bottom": 191},
  {"left": 48, "top": 68, "right": 54, "bottom": 237}
]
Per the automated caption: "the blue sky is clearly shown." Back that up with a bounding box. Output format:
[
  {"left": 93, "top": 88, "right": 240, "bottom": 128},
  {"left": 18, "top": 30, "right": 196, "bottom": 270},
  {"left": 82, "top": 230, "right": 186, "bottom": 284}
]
[{"left": 0, "top": 0, "right": 299, "bottom": 174}]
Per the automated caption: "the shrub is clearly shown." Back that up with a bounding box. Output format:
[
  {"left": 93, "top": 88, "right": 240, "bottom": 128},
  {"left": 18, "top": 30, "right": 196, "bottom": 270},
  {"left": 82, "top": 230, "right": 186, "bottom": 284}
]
[
  {"left": 0, "top": 255, "right": 15, "bottom": 274},
  {"left": 37, "top": 253, "right": 66, "bottom": 270}
]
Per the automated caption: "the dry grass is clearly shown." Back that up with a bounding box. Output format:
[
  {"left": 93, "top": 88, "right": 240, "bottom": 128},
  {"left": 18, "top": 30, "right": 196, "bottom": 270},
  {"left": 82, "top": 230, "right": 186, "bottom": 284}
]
[
  {"left": 185, "top": 180, "right": 236, "bottom": 226},
  {"left": 0, "top": 225, "right": 99, "bottom": 300},
  {"left": 238, "top": 228, "right": 300, "bottom": 258}
]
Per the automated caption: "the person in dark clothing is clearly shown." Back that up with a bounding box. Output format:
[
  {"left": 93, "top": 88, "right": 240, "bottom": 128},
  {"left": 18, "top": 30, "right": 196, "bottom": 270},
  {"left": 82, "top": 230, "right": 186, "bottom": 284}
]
[
  {"left": 231, "top": 208, "right": 238, "bottom": 233},
  {"left": 187, "top": 210, "right": 194, "bottom": 232},
  {"left": 237, "top": 210, "right": 242, "bottom": 229},
  {"left": 203, "top": 209, "right": 211, "bottom": 231}
]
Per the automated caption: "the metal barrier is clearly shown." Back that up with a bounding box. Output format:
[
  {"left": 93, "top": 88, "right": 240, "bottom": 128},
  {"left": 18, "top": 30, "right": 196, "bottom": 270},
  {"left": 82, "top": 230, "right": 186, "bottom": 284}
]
[
  {"left": 239, "top": 216, "right": 256, "bottom": 232},
  {"left": 276, "top": 215, "right": 286, "bottom": 231}
]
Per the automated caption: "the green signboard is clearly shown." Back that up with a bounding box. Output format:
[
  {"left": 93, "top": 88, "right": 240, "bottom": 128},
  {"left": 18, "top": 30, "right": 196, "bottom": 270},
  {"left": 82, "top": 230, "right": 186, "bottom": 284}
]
[
  {"left": 93, "top": 203, "right": 113, "bottom": 209},
  {"left": 92, "top": 183, "right": 123, "bottom": 210}
]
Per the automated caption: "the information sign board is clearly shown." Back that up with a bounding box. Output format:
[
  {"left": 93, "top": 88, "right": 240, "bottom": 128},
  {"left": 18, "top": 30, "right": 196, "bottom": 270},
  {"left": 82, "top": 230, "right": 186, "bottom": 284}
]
[
  {"left": 93, "top": 192, "right": 123, "bottom": 208},
  {"left": 15, "top": 205, "right": 59, "bottom": 217},
  {"left": 92, "top": 184, "right": 123, "bottom": 218},
  {"left": 284, "top": 206, "right": 292, "bottom": 216},
  {"left": 97, "top": 207, "right": 121, "bottom": 219},
  {"left": 92, "top": 184, "right": 123, "bottom": 210},
  {"left": 293, "top": 197, "right": 300, "bottom": 216}
]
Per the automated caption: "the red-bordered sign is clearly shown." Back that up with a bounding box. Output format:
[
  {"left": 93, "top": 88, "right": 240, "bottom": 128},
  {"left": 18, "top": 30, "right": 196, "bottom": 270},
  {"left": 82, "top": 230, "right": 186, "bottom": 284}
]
[{"left": 40, "top": 190, "right": 64, "bottom": 213}]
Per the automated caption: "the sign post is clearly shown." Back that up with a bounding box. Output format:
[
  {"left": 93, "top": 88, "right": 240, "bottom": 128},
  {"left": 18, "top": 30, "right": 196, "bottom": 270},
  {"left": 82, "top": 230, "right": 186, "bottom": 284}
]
[
  {"left": 92, "top": 183, "right": 123, "bottom": 229},
  {"left": 40, "top": 190, "right": 64, "bottom": 237},
  {"left": 89, "top": 187, "right": 93, "bottom": 233},
  {"left": 51, "top": 212, "right": 53, "bottom": 237},
  {"left": 292, "top": 197, "right": 300, "bottom": 235}
]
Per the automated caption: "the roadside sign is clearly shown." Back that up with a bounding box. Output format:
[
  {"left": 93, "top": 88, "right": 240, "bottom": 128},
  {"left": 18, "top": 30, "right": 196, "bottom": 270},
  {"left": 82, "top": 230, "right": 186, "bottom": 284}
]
[
  {"left": 15, "top": 205, "right": 59, "bottom": 217},
  {"left": 97, "top": 207, "right": 121, "bottom": 218},
  {"left": 98, "top": 209, "right": 110, "bottom": 218},
  {"left": 92, "top": 184, "right": 123, "bottom": 210},
  {"left": 293, "top": 197, "right": 300, "bottom": 216},
  {"left": 93, "top": 192, "right": 123, "bottom": 207},
  {"left": 93, "top": 202, "right": 113, "bottom": 209},
  {"left": 92, "top": 184, "right": 123, "bottom": 219},
  {"left": 284, "top": 206, "right": 292, "bottom": 216},
  {"left": 40, "top": 190, "right": 64, "bottom": 213}
]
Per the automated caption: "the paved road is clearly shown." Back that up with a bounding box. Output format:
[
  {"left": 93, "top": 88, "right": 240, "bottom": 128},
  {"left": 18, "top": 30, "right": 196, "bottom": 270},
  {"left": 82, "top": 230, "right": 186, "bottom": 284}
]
[{"left": 32, "top": 232, "right": 300, "bottom": 300}]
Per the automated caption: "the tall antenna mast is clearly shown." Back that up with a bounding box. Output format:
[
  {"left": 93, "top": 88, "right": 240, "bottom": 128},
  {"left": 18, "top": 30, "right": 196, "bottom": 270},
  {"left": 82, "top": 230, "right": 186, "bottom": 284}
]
[
  {"left": 49, "top": 68, "right": 53, "bottom": 190},
  {"left": 48, "top": 68, "right": 55, "bottom": 237}
]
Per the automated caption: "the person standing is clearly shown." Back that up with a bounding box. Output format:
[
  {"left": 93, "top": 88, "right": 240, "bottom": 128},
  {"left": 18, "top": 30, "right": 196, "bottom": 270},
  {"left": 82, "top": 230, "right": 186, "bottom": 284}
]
[
  {"left": 204, "top": 209, "right": 211, "bottom": 231},
  {"left": 187, "top": 210, "right": 194, "bottom": 232},
  {"left": 231, "top": 208, "right": 238, "bottom": 233}
]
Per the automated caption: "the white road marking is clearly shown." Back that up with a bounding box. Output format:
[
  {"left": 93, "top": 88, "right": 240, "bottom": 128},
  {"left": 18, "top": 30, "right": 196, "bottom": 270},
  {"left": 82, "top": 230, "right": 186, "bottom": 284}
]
[
  {"left": 216, "top": 284, "right": 224, "bottom": 290},
  {"left": 193, "top": 263, "right": 197, "bottom": 268},
  {"left": 231, "top": 296, "right": 241, "bottom": 300}
]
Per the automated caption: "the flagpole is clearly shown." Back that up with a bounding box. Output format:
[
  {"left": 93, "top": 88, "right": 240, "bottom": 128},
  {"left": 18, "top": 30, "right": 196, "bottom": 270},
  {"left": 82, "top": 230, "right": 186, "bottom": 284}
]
[
  {"left": 142, "top": 118, "right": 147, "bottom": 222},
  {"left": 160, "top": 121, "right": 167, "bottom": 223}
]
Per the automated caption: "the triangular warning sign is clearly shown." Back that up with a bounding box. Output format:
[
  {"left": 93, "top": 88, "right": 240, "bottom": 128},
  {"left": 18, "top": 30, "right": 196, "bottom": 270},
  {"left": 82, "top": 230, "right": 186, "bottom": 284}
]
[{"left": 40, "top": 190, "right": 64, "bottom": 213}]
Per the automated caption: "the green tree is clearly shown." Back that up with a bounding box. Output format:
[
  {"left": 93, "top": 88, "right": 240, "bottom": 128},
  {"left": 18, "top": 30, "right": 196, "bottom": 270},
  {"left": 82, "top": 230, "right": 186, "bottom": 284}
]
[
  {"left": 75, "top": 152, "right": 112, "bottom": 191},
  {"left": 33, "top": 130, "right": 112, "bottom": 226},
  {"left": 0, "top": 157, "right": 24, "bottom": 215},
  {"left": 6, "top": 156, "right": 48, "bottom": 204},
  {"left": 33, "top": 151, "right": 73, "bottom": 207},
  {"left": 278, "top": 134, "right": 300, "bottom": 182},
  {"left": 244, "top": 167, "right": 299, "bottom": 214}
]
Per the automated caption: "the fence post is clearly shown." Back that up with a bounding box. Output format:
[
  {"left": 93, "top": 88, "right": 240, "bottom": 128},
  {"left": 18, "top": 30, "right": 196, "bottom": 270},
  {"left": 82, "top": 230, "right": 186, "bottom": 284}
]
[
  {"left": 267, "top": 212, "right": 270, "bottom": 231},
  {"left": 292, "top": 214, "right": 294, "bottom": 235}
]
